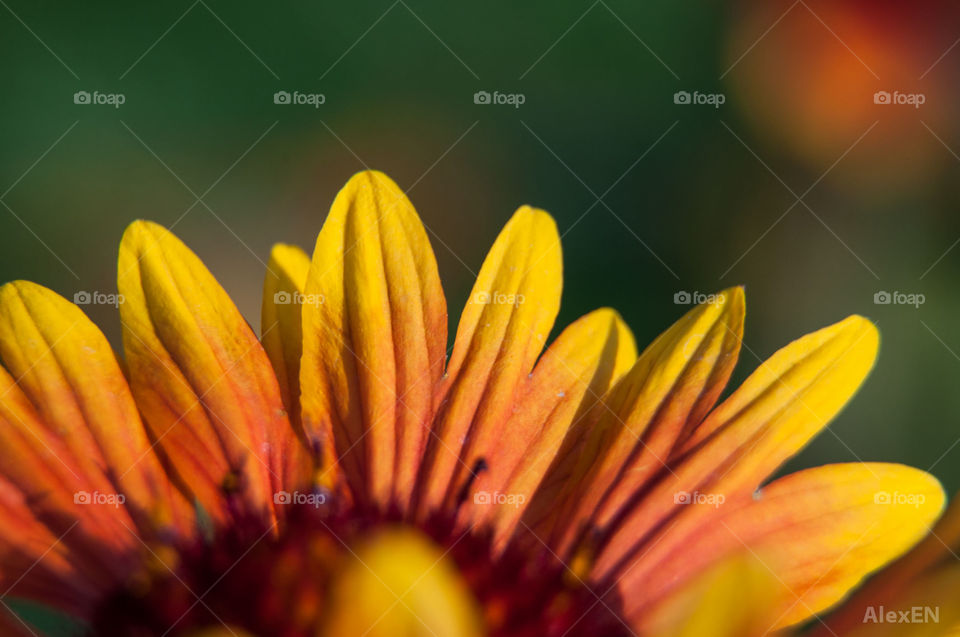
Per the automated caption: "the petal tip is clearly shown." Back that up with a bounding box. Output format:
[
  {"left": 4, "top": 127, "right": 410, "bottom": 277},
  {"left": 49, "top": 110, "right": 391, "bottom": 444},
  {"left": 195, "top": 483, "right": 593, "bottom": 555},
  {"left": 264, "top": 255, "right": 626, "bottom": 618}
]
[
  {"left": 512, "top": 204, "right": 558, "bottom": 231},
  {"left": 341, "top": 169, "right": 402, "bottom": 197}
]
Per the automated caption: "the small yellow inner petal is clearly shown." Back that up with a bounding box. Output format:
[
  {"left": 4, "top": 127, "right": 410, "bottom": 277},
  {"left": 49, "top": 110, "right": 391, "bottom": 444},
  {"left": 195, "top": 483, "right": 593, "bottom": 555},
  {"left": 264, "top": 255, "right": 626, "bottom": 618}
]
[{"left": 323, "top": 528, "right": 484, "bottom": 637}]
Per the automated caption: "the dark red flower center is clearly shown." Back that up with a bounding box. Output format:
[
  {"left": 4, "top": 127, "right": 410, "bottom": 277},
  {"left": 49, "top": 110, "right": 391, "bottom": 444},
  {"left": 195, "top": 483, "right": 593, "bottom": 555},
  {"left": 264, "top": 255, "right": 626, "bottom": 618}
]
[{"left": 88, "top": 501, "right": 631, "bottom": 637}]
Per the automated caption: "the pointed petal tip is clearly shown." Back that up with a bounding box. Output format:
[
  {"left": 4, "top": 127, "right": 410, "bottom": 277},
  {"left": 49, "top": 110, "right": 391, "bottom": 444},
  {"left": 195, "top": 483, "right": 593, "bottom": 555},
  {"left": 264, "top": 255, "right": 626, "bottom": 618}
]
[
  {"left": 841, "top": 313, "right": 880, "bottom": 358},
  {"left": 121, "top": 218, "right": 162, "bottom": 238},
  {"left": 511, "top": 204, "right": 558, "bottom": 230},
  {"left": 722, "top": 285, "right": 745, "bottom": 304},
  {"left": 340, "top": 169, "right": 402, "bottom": 197},
  {"left": 583, "top": 307, "right": 637, "bottom": 355}
]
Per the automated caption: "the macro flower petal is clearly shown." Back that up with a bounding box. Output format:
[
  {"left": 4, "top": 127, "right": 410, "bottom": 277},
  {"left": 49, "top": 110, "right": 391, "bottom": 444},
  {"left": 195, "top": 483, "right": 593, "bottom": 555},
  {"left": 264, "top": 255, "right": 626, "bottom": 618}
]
[
  {"left": 643, "top": 555, "right": 787, "bottom": 637},
  {"left": 0, "top": 281, "right": 190, "bottom": 538},
  {"left": 261, "top": 243, "right": 311, "bottom": 423},
  {"left": 118, "top": 221, "right": 299, "bottom": 526},
  {"left": 617, "top": 463, "right": 944, "bottom": 628},
  {"left": 0, "top": 476, "right": 95, "bottom": 613},
  {"left": 300, "top": 170, "right": 448, "bottom": 509},
  {"left": 458, "top": 307, "right": 637, "bottom": 546},
  {"left": 528, "top": 287, "right": 744, "bottom": 552},
  {"left": 416, "top": 205, "right": 562, "bottom": 519},
  {"left": 594, "top": 315, "right": 880, "bottom": 581},
  {"left": 812, "top": 493, "right": 960, "bottom": 636}
]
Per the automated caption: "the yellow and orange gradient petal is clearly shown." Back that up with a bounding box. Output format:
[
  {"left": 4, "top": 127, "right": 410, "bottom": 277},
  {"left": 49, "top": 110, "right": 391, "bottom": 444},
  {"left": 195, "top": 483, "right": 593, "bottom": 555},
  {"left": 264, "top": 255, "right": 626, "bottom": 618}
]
[{"left": 0, "top": 169, "right": 945, "bottom": 636}]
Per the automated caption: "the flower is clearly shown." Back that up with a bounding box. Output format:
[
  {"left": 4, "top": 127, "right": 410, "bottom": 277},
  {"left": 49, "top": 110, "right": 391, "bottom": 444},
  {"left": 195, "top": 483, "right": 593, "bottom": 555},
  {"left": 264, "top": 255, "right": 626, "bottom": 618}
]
[{"left": 0, "top": 170, "right": 944, "bottom": 636}]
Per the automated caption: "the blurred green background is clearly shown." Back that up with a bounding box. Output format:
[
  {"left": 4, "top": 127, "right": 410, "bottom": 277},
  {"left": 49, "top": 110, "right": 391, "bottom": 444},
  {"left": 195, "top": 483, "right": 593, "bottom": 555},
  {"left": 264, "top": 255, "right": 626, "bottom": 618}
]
[{"left": 1, "top": 0, "right": 959, "bottom": 494}]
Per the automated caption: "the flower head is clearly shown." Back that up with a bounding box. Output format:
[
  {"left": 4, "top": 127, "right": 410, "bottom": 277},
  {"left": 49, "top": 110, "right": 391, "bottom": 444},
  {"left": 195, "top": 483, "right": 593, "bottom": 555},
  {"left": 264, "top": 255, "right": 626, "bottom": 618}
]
[{"left": 0, "top": 171, "right": 944, "bottom": 636}]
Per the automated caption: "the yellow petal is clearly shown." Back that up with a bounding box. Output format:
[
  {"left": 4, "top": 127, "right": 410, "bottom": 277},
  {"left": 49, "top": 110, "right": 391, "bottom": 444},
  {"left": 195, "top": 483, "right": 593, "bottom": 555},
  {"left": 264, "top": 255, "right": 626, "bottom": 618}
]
[
  {"left": 643, "top": 555, "right": 788, "bottom": 637},
  {"left": 534, "top": 288, "right": 744, "bottom": 553},
  {"left": 323, "top": 528, "right": 483, "bottom": 637},
  {"left": 261, "top": 243, "right": 311, "bottom": 422},
  {"left": 595, "top": 315, "right": 879, "bottom": 581},
  {"left": 0, "top": 280, "right": 191, "bottom": 536},
  {"left": 260, "top": 244, "right": 314, "bottom": 492},
  {"left": 459, "top": 308, "right": 637, "bottom": 547},
  {"left": 300, "top": 171, "right": 448, "bottom": 509},
  {"left": 118, "top": 221, "right": 300, "bottom": 525},
  {"left": 416, "top": 205, "right": 562, "bottom": 519},
  {"left": 615, "top": 463, "right": 944, "bottom": 627}
]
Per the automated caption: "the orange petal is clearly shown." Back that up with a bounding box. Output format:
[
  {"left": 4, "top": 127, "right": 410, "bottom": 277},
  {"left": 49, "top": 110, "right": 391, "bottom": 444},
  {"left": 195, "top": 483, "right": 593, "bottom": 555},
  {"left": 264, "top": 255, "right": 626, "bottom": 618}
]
[
  {"left": 0, "top": 362, "right": 139, "bottom": 594},
  {"left": 530, "top": 288, "right": 744, "bottom": 553},
  {"left": 458, "top": 308, "right": 637, "bottom": 546},
  {"left": 118, "top": 221, "right": 300, "bottom": 525},
  {"left": 416, "top": 206, "right": 562, "bottom": 519},
  {"left": 0, "top": 281, "right": 190, "bottom": 537},
  {"left": 594, "top": 315, "right": 879, "bottom": 581},
  {"left": 616, "top": 463, "right": 944, "bottom": 628},
  {"left": 300, "top": 171, "right": 447, "bottom": 509},
  {"left": 0, "top": 476, "right": 99, "bottom": 614}
]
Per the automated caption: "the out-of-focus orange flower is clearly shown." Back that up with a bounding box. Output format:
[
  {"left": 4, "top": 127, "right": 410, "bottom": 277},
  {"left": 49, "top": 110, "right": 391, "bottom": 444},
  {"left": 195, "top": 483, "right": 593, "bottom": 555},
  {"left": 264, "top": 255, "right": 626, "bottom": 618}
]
[{"left": 726, "top": 0, "right": 960, "bottom": 191}]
